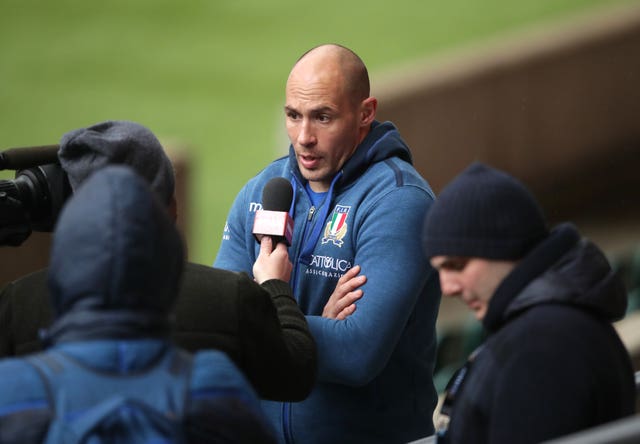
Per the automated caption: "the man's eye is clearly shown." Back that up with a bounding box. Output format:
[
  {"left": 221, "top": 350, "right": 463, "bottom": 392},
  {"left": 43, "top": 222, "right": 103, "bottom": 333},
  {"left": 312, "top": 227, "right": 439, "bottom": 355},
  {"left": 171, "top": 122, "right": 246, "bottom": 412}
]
[
  {"left": 317, "top": 115, "right": 330, "bottom": 123},
  {"left": 450, "top": 260, "right": 468, "bottom": 271},
  {"left": 442, "top": 258, "right": 468, "bottom": 271}
]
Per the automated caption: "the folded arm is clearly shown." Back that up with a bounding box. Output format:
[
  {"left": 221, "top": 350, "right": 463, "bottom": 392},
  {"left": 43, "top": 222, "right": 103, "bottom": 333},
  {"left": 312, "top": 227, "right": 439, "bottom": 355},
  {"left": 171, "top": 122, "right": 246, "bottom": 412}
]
[{"left": 306, "top": 187, "right": 438, "bottom": 386}]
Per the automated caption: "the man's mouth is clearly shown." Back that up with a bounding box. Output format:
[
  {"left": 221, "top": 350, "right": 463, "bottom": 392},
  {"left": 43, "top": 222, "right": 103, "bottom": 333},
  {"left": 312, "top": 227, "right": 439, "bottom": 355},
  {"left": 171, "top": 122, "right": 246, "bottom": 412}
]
[
  {"left": 462, "top": 297, "right": 480, "bottom": 311},
  {"left": 299, "top": 154, "right": 321, "bottom": 169}
]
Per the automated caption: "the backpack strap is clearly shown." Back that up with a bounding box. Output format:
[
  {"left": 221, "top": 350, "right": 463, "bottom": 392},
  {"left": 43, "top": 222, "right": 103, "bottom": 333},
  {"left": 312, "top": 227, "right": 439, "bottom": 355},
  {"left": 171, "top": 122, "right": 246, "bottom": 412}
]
[
  {"left": 25, "top": 347, "right": 195, "bottom": 442},
  {"left": 72, "top": 396, "right": 181, "bottom": 442},
  {"left": 25, "top": 352, "right": 60, "bottom": 410}
]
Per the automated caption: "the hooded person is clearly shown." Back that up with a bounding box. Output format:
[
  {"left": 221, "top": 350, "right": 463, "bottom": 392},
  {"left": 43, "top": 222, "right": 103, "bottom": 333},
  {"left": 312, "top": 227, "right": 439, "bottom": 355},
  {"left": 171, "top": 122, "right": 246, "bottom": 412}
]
[
  {"left": 0, "top": 165, "right": 276, "bottom": 443},
  {"left": 0, "top": 120, "right": 316, "bottom": 403},
  {"left": 423, "top": 162, "right": 635, "bottom": 444}
]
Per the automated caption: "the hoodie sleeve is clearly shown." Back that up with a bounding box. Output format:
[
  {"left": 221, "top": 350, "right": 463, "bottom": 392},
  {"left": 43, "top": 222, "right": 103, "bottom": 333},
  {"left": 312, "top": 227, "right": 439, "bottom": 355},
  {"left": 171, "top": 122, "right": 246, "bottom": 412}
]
[
  {"left": 306, "top": 185, "right": 440, "bottom": 386},
  {"left": 214, "top": 184, "right": 256, "bottom": 274}
]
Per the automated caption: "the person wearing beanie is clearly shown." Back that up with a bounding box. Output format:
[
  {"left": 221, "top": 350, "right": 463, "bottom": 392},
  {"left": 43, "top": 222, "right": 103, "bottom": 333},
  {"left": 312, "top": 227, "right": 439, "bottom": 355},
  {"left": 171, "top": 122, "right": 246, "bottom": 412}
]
[
  {"left": 423, "top": 162, "right": 635, "bottom": 443},
  {"left": 0, "top": 120, "right": 318, "bottom": 403},
  {"left": 0, "top": 166, "right": 276, "bottom": 443},
  {"left": 59, "top": 120, "right": 175, "bottom": 206}
]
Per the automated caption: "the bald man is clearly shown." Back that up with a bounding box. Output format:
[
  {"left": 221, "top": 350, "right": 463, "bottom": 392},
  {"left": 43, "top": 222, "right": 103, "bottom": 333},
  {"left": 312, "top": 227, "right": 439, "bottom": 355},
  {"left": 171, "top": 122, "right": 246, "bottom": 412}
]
[{"left": 215, "top": 44, "right": 441, "bottom": 443}]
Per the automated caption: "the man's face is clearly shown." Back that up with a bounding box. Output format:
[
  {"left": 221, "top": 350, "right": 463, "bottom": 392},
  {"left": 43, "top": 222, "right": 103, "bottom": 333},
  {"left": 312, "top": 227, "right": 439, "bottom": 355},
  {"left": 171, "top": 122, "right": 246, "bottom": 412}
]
[
  {"left": 430, "top": 256, "right": 516, "bottom": 321},
  {"left": 284, "top": 66, "right": 364, "bottom": 193}
]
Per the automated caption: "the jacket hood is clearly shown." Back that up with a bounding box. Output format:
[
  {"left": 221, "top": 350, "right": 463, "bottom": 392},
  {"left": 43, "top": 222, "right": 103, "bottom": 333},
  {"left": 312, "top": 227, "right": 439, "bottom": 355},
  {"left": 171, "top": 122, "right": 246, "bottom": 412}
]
[
  {"left": 47, "top": 165, "right": 184, "bottom": 318},
  {"left": 286, "top": 120, "right": 413, "bottom": 264},
  {"left": 288, "top": 120, "right": 412, "bottom": 187},
  {"left": 484, "top": 223, "right": 627, "bottom": 332}
]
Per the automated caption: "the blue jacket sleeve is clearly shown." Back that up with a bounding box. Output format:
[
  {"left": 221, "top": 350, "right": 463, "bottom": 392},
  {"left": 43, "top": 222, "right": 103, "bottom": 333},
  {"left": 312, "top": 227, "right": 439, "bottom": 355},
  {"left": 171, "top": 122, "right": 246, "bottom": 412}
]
[
  {"left": 214, "top": 185, "right": 256, "bottom": 274},
  {"left": 306, "top": 185, "right": 439, "bottom": 386}
]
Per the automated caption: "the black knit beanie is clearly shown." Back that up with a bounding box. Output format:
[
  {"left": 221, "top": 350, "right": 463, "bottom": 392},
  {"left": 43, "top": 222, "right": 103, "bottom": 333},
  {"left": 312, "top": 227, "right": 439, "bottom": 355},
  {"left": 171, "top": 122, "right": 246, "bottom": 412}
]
[
  {"left": 58, "top": 120, "right": 175, "bottom": 206},
  {"left": 422, "top": 162, "right": 549, "bottom": 260}
]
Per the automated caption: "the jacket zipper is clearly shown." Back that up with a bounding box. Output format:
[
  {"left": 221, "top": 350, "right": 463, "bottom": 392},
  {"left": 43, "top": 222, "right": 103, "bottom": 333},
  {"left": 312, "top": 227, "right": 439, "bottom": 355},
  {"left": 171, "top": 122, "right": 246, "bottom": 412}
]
[{"left": 283, "top": 200, "right": 316, "bottom": 444}]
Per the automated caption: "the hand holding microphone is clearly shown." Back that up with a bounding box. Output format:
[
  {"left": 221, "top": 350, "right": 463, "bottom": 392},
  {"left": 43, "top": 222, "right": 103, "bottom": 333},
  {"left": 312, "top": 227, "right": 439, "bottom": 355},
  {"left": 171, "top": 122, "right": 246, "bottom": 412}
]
[
  {"left": 252, "top": 177, "right": 295, "bottom": 284},
  {"left": 252, "top": 177, "right": 294, "bottom": 246},
  {"left": 253, "top": 237, "right": 293, "bottom": 284}
]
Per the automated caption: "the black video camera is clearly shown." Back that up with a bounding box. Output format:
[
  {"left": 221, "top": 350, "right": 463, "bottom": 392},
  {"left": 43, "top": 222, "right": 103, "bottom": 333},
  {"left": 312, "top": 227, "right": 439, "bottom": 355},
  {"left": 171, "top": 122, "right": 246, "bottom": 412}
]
[{"left": 0, "top": 146, "right": 71, "bottom": 246}]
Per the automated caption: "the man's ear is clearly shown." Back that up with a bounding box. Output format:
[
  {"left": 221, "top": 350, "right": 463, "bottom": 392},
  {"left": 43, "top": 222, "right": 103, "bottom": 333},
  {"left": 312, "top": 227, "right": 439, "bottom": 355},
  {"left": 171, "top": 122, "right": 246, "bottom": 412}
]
[{"left": 360, "top": 97, "right": 378, "bottom": 127}]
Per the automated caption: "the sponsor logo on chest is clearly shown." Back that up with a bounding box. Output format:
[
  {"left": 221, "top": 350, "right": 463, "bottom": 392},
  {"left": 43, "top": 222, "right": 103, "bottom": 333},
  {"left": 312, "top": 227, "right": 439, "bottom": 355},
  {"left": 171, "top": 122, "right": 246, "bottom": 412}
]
[{"left": 305, "top": 254, "right": 352, "bottom": 279}]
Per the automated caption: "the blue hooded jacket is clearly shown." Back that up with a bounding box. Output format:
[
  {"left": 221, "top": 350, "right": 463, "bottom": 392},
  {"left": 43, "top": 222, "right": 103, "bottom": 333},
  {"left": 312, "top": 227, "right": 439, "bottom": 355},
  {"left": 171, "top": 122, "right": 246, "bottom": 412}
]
[
  {"left": 215, "top": 121, "right": 441, "bottom": 443},
  {"left": 0, "top": 166, "right": 275, "bottom": 443}
]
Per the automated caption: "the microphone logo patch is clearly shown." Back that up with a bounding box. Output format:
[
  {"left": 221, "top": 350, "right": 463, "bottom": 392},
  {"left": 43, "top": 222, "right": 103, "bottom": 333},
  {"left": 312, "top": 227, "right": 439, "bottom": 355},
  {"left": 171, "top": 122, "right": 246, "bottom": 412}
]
[{"left": 322, "top": 205, "right": 350, "bottom": 247}]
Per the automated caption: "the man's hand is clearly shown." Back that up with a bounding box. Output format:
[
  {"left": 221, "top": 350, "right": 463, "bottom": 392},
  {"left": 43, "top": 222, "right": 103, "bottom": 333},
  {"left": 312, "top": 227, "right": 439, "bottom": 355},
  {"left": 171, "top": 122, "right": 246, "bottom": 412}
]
[
  {"left": 322, "top": 265, "right": 367, "bottom": 320},
  {"left": 252, "top": 236, "right": 293, "bottom": 284}
]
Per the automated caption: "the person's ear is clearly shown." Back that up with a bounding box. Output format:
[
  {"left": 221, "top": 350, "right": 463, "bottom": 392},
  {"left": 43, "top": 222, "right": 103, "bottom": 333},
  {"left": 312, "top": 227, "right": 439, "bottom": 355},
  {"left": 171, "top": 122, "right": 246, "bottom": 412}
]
[{"left": 360, "top": 97, "right": 377, "bottom": 127}]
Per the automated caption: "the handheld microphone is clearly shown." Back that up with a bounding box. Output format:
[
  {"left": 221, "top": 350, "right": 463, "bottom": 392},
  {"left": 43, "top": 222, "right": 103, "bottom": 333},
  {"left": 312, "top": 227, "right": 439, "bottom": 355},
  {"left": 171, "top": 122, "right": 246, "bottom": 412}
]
[
  {"left": 252, "top": 177, "right": 294, "bottom": 246},
  {"left": 0, "top": 145, "right": 60, "bottom": 170}
]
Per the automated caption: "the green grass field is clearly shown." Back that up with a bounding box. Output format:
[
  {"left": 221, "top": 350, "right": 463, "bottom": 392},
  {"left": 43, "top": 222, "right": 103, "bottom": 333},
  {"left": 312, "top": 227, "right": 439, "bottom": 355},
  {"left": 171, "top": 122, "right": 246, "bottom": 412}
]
[{"left": 1, "top": 0, "right": 634, "bottom": 264}]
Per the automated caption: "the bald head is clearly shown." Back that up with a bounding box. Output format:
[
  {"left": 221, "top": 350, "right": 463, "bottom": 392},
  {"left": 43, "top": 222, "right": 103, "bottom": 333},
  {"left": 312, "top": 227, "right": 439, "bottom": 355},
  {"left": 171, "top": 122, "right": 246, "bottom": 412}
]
[
  {"left": 284, "top": 44, "right": 377, "bottom": 191},
  {"left": 289, "top": 44, "right": 370, "bottom": 105}
]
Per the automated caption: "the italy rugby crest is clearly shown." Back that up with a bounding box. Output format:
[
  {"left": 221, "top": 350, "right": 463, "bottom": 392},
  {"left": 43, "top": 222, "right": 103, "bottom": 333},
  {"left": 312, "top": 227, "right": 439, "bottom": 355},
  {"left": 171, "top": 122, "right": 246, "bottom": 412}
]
[{"left": 322, "top": 205, "right": 350, "bottom": 246}]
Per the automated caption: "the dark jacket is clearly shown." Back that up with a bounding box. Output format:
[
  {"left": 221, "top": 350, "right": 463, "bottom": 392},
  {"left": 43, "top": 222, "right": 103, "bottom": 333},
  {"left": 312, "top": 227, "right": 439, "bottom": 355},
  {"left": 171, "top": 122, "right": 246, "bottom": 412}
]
[
  {"left": 0, "top": 166, "right": 276, "bottom": 443},
  {"left": 442, "top": 223, "right": 635, "bottom": 444},
  {"left": 0, "top": 256, "right": 316, "bottom": 403}
]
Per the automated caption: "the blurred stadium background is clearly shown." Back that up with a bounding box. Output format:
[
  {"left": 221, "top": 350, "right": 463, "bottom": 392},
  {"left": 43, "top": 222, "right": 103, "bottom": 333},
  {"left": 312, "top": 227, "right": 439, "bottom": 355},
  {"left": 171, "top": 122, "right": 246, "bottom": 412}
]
[
  {"left": 1, "top": 0, "right": 635, "bottom": 264},
  {"left": 2, "top": 0, "right": 640, "bottom": 439}
]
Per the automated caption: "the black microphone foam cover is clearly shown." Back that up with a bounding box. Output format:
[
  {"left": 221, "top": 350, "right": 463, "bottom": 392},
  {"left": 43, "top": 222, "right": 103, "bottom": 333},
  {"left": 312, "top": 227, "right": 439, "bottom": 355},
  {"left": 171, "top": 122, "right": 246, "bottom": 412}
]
[
  {"left": 262, "top": 177, "right": 293, "bottom": 211},
  {"left": 0, "top": 145, "right": 60, "bottom": 170}
]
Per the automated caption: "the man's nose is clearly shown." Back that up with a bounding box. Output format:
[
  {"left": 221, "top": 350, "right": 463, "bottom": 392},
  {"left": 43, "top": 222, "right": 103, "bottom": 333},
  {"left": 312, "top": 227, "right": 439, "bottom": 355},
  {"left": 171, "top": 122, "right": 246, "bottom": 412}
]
[
  {"left": 439, "top": 273, "right": 461, "bottom": 298},
  {"left": 298, "top": 120, "right": 316, "bottom": 147}
]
